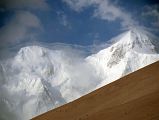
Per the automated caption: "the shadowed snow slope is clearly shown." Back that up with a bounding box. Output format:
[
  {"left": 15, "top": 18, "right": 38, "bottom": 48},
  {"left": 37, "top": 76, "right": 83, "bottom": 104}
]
[{"left": 0, "top": 28, "right": 159, "bottom": 120}]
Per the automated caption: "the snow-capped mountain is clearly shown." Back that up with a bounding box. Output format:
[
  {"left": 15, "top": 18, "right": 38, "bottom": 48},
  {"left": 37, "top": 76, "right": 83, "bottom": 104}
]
[
  {"left": 0, "top": 46, "right": 99, "bottom": 120},
  {"left": 86, "top": 29, "right": 159, "bottom": 88},
  {"left": 0, "top": 28, "right": 159, "bottom": 120}
]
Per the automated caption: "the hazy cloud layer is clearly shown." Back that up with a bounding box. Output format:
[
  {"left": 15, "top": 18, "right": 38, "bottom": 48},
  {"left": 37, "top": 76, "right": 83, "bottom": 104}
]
[
  {"left": 0, "top": 11, "right": 41, "bottom": 47},
  {"left": 63, "top": 0, "right": 138, "bottom": 28},
  {"left": 57, "top": 11, "right": 71, "bottom": 28},
  {"left": 142, "top": 5, "right": 159, "bottom": 28},
  {"left": 0, "top": 0, "right": 49, "bottom": 47}
]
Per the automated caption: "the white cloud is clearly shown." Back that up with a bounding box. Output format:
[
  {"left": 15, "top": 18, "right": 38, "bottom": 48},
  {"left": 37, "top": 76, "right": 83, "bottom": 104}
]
[
  {"left": 63, "top": 0, "right": 92, "bottom": 12},
  {"left": 0, "top": 0, "right": 48, "bottom": 47},
  {"left": 57, "top": 11, "right": 71, "bottom": 28},
  {"left": 0, "top": 0, "right": 49, "bottom": 10},
  {"left": 142, "top": 5, "right": 159, "bottom": 28},
  {"left": 0, "top": 11, "right": 41, "bottom": 47},
  {"left": 63, "top": 0, "right": 138, "bottom": 28}
]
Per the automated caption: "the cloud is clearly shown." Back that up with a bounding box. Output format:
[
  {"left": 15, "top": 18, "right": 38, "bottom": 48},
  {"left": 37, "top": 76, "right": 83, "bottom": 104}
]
[
  {"left": 0, "top": 11, "right": 41, "bottom": 47},
  {"left": 63, "top": 0, "right": 138, "bottom": 28},
  {"left": 57, "top": 11, "right": 71, "bottom": 28},
  {"left": 0, "top": 45, "right": 101, "bottom": 119},
  {"left": 63, "top": 0, "right": 93, "bottom": 12},
  {"left": 0, "top": 0, "right": 48, "bottom": 48},
  {"left": 142, "top": 5, "right": 159, "bottom": 28},
  {"left": 0, "top": 0, "right": 49, "bottom": 10}
]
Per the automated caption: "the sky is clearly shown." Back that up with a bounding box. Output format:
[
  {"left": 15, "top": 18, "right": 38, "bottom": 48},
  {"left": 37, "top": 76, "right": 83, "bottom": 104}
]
[{"left": 0, "top": 0, "right": 159, "bottom": 48}]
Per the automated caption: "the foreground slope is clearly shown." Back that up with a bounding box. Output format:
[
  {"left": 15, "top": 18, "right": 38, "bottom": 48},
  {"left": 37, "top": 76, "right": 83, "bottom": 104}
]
[{"left": 33, "top": 60, "right": 159, "bottom": 120}]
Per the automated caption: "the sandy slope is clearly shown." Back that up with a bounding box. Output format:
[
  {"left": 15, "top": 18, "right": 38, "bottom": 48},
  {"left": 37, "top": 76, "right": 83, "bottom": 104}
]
[{"left": 32, "top": 61, "right": 159, "bottom": 120}]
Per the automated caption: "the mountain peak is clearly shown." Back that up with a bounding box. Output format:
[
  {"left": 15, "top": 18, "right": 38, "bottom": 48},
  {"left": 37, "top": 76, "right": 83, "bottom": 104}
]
[
  {"left": 16, "top": 46, "right": 48, "bottom": 62},
  {"left": 110, "top": 28, "right": 158, "bottom": 54}
]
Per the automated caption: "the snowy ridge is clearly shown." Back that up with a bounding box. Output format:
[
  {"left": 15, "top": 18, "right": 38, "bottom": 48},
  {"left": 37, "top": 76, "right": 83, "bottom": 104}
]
[
  {"left": 86, "top": 29, "right": 159, "bottom": 87},
  {"left": 0, "top": 29, "right": 159, "bottom": 120}
]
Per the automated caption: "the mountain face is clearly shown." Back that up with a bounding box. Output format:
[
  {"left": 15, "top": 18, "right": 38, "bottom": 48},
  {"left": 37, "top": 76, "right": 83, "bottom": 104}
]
[
  {"left": 86, "top": 29, "right": 159, "bottom": 88},
  {"left": 0, "top": 29, "right": 159, "bottom": 120},
  {"left": 0, "top": 46, "right": 99, "bottom": 120}
]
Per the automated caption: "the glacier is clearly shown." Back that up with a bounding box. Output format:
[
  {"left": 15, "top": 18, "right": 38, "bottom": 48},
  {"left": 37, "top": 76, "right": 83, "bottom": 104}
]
[{"left": 0, "top": 28, "right": 159, "bottom": 120}]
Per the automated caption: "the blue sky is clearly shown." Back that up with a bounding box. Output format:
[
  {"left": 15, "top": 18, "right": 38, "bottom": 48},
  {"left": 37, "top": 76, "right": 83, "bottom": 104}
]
[{"left": 0, "top": 0, "right": 159, "bottom": 48}]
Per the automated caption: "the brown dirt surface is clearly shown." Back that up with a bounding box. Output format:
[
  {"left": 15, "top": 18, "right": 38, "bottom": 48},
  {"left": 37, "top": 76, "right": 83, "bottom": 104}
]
[{"left": 32, "top": 61, "right": 159, "bottom": 120}]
